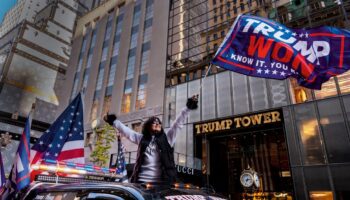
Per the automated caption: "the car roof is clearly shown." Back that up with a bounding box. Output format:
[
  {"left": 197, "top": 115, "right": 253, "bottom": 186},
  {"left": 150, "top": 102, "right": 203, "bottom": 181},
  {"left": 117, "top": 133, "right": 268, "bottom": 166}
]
[{"left": 25, "top": 182, "right": 227, "bottom": 199}]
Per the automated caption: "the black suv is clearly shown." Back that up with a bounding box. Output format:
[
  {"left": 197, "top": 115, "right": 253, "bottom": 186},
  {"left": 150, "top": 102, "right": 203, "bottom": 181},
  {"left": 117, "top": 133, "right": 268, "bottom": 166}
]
[{"left": 23, "top": 182, "right": 227, "bottom": 200}]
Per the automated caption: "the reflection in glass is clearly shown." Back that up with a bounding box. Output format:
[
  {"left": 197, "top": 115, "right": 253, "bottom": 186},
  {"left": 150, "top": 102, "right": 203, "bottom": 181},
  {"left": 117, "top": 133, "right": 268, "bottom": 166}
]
[
  {"left": 309, "top": 191, "right": 333, "bottom": 200},
  {"left": 294, "top": 103, "right": 325, "bottom": 164},
  {"left": 209, "top": 129, "right": 293, "bottom": 199},
  {"left": 289, "top": 79, "right": 312, "bottom": 104},
  {"left": 318, "top": 99, "right": 350, "bottom": 163}
]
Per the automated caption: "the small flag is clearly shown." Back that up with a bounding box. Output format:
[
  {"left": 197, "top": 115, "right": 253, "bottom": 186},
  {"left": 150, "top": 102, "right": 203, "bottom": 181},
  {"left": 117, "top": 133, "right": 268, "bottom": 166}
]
[
  {"left": 211, "top": 14, "right": 350, "bottom": 89},
  {"left": 116, "top": 136, "right": 128, "bottom": 183},
  {"left": 1, "top": 111, "right": 32, "bottom": 199},
  {"left": 30, "top": 93, "right": 85, "bottom": 179},
  {"left": 0, "top": 150, "right": 6, "bottom": 193}
]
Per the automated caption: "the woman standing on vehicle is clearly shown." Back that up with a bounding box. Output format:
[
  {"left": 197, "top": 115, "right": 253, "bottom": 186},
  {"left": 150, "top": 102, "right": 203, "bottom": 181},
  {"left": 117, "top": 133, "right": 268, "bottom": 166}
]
[{"left": 104, "top": 95, "right": 198, "bottom": 184}]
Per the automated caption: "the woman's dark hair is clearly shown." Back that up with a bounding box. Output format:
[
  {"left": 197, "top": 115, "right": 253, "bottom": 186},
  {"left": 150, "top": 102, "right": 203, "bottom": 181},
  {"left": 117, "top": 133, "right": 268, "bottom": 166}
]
[{"left": 141, "top": 116, "right": 164, "bottom": 137}]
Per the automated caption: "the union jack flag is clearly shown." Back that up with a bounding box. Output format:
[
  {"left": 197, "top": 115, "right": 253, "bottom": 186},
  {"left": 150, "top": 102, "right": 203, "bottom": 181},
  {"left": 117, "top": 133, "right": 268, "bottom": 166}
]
[
  {"left": 116, "top": 136, "right": 128, "bottom": 183},
  {"left": 30, "top": 93, "right": 85, "bottom": 175}
]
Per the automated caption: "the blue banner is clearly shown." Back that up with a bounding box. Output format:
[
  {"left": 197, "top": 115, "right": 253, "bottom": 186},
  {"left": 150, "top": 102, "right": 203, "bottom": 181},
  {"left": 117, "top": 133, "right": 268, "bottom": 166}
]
[{"left": 211, "top": 14, "right": 350, "bottom": 89}]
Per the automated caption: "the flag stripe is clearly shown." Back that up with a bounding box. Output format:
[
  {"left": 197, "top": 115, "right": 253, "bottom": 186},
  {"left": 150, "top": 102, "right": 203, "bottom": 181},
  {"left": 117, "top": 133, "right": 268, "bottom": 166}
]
[
  {"left": 63, "top": 157, "right": 85, "bottom": 164},
  {"left": 16, "top": 174, "right": 30, "bottom": 184},
  {"left": 22, "top": 133, "right": 30, "bottom": 157},
  {"left": 61, "top": 141, "right": 84, "bottom": 151},
  {"left": 57, "top": 149, "right": 84, "bottom": 160}
]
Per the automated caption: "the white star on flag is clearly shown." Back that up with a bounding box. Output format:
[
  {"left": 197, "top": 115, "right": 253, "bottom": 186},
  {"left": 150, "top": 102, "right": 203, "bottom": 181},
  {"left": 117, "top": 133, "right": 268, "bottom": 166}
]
[
  {"left": 272, "top": 70, "right": 277, "bottom": 75},
  {"left": 257, "top": 69, "right": 262, "bottom": 74},
  {"left": 264, "top": 69, "right": 270, "bottom": 74},
  {"left": 30, "top": 93, "right": 85, "bottom": 170}
]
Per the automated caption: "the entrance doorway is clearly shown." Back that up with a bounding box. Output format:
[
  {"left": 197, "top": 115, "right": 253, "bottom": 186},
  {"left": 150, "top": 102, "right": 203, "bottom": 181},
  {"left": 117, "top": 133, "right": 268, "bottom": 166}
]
[{"left": 209, "top": 128, "right": 294, "bottom": 200}]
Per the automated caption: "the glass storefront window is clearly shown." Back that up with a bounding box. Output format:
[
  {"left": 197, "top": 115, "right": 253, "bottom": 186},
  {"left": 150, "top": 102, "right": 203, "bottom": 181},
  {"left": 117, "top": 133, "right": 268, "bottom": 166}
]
[
  {"left": 343, "top": 95, "right": 350, "bottom": 128},
  {"left": 314, "top": 78, "right": 337, "bottom": 100},
  {"left": 331, "top": 164, "right": 350, "bottom": 199},
  {"left": 294, "top": 103, "right": 325, "bottom": 165},
  {"left": 317, "top": 98, "right": 350, "bottom": 163},
  {"left": 208, "top": 129, "right": 293, "bottom": 199}
]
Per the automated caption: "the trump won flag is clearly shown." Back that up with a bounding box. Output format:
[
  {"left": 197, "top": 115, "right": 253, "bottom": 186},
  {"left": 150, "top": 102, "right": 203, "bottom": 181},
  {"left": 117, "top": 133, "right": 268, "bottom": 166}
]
[{"left": 211, "top": 14, "right": 350, "bottom": 89}]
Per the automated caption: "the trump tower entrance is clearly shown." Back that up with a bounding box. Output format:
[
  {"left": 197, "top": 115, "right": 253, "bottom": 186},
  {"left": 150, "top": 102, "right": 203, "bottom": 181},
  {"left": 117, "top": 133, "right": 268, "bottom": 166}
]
[{"left": 194, "top": 108, "right": 294, "bottom": 200}]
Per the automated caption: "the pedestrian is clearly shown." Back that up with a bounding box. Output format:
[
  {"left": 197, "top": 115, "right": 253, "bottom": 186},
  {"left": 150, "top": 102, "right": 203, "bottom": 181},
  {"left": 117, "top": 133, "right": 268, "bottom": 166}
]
[{"left": 104, "top": 95, "right": 199, "bottom": 184}]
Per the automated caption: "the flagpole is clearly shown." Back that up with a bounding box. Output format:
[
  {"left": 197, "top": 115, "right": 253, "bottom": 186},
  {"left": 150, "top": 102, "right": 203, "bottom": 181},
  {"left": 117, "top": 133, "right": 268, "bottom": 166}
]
[{"left": 198, "top": 63, "right": 213, "bottom": 93}]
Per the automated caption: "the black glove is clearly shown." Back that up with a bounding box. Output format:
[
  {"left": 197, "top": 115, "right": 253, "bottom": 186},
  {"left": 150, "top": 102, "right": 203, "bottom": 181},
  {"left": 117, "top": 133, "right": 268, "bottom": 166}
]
[
  {"left": 103, "top": 114, "right": 117, "bottom": 126},
  {"left": 186, "top": 95, "right": 199, "bottom": 110}
]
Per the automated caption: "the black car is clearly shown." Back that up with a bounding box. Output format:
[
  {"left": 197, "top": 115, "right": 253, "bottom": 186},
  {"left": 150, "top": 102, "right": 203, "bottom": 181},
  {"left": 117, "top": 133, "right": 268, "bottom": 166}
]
[{"left": 23, "top": 182, "right": 227, "bottom": 200}]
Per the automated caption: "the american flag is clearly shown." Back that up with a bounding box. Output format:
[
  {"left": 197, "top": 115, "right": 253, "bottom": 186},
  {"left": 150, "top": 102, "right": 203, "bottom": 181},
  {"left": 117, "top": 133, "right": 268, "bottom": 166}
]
[
  {"left": 116, "top": 136, "right": 128, "bottom": 183},
  {"left": 30, "top": 93, "right": 84, "bottom": 173}
]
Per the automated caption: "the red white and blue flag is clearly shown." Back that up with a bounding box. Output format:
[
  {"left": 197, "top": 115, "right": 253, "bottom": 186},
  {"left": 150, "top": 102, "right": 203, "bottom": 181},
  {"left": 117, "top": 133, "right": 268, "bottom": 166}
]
[
  {"left": 1, "top": 111, "right": 32, "bottom": 199},
  {"left": 30, "top": 93, "right": 85, "bottom": 175},
  {"left": 0, "top": 150, "right": 6, "bottom": 193},
  {"left": 211, "top": 14, "right": 350, "bottom": 89},
  {"left": 12, "top": 112, "right": 32, "bottom": 191},
  {"left": 116, "top": 136, "right": 128, "bottom": 183}
]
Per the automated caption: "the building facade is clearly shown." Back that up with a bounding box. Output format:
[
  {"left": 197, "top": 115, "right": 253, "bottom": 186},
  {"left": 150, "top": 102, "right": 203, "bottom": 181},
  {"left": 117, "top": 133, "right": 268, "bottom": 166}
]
[
  {"left": 166, "top": 0, "right": 350, "bottom": 199},
  {"left": 0, "top": 0, "right": 89, "bottom": 174},
  {"left": 65, "top": 0, "right": 170, "bottom": 162}
]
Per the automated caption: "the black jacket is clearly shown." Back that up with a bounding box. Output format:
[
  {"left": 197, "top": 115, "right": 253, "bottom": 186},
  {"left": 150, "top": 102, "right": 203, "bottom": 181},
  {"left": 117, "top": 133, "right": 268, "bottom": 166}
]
[{"left": 130, "top": 132, "right": 176, "bottom": 184}]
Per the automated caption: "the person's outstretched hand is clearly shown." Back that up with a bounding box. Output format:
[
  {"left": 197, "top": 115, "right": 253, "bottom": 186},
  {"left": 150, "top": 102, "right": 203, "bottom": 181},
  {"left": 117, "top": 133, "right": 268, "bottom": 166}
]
[
  {"left": 103, "top": 113, "right": 117, "bottom": 126},
  {"left": 186, "top": 94, "right": 199, "bottom": 110}
]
